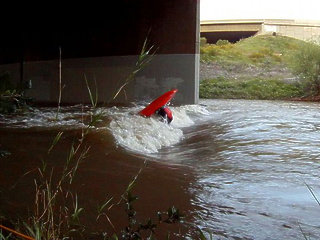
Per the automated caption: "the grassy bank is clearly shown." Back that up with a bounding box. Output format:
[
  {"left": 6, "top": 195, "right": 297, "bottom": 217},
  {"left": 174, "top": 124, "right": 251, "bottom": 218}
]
[
  {"left": 200, "top": 34, "right": 302, "bottom": 66},
  {"left": 200, "top": 34, "right": 319, "bottom": 100},
  {"left": 200, "top": 77, "right": 303, "bottom": 100}
]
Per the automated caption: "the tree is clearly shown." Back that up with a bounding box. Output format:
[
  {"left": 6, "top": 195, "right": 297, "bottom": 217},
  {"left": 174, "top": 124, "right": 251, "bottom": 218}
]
[{"left": 289, "top": 39, "right": 320, "bottom": 96}]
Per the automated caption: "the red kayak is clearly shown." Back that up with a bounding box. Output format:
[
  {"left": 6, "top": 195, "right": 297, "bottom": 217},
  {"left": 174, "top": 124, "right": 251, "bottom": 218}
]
[{"left": 139, "top": 89, "right": 178, "bottom": 117}]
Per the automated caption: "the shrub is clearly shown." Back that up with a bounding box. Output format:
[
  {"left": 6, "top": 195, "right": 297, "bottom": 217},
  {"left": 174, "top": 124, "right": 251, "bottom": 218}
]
[
  {"left": 216, "top": 39, "right": 230, "bottom": 46},
  {"left": 0, "top": 72, "right": 33, "bottom": 114},
  {"left": 200, "top": 37, "right": 207, "bottom": 47},
  {"left": 288, "top": 40, "right": 320, "bottom": 96}
]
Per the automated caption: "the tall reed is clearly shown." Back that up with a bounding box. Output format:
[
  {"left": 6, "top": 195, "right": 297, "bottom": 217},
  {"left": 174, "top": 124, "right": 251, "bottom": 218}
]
[{"left": 0, "top": 35, "right": 186, "bottom": 240}]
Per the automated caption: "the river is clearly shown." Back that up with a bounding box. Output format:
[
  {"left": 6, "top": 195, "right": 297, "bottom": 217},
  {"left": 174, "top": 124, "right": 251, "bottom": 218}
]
[{"left": 1, "top": 99, "right": 320, "bottom": 239}]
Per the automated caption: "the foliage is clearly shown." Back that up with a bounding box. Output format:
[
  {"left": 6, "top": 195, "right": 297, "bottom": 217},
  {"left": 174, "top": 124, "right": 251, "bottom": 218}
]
[
  {"left": 200, "top": 41, "right": 244, "bottom": 64},
  {"left": 236, "top": 34, "right": 301, "bottom": 56},
  {"left": 0, "top": 35, "right": 187, "bottom": 240},
  {"left": 287, "top": 39, "right": 320, "bottom": 95},
  {"left": 199, "top": 34, "right": 320, "bottom": 99},
  {"left": 215, "top": 39, "right": 230, "bottom": 46},
  {"left": 200, "top": 77, "right": 303, "bottom": 100},
  {"left": 0, "top": 71, "right": 33, "bottom": 114},
  {"left": 117, "top": 187, "right": 183, "bottom": 239},
  {"left": 1, "top": 130, "right": 91, "bottom": 240},
  {"left": 200, "top": 37, "right": 207, "bottom": 47},
  {"left": 0, "top": 140, "right": 184, "bottom": 240},
  {"left": 200, "top": 34, "right": 303, "bottom": 67},
  {"left": 298, "top": 183, "right": 320, "bottom": 239},
  {"left": 112, "top": 35, "right": 156, "bottom": 102}
]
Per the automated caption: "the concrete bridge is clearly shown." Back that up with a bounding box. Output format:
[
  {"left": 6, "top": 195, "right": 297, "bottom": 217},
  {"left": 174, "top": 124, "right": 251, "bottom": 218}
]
[
  {"left": 0, "top": 0, "right": 200, "bottom": 106},
  {"left": 201, "top": 19, "right": 320, "bottom": 43}
]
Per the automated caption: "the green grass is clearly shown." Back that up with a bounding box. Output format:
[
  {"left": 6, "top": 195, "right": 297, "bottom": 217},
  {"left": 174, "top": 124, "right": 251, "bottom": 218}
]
[
  {"left": 200, "top": 77, "right": 304, "bottom": 100},
  {"left": 200, "top": 34, "right": 304, "bottom": 67},
  {"left": 200, "top": 34, "right": 319, "bottom": 100}
]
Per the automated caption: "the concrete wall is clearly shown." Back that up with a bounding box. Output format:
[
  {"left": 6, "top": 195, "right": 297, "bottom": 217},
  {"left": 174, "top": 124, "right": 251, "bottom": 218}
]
[
  {"left": 0, "top": 0, "right": 200, "bottom": 106},
  {"left": 201, "top": 19, "right": 320, "bottom": 43},
  {"left": 261, "top": 19, "right": 320, "bottom": 41}
]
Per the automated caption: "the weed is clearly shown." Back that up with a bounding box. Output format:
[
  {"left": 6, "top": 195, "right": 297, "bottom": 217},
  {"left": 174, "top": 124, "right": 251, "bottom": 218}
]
[
  {"left": 287, "top": 39, "right": 320, "bottom": 96},
  {"left": 0, "top": 34, "right": 186, "bottom": 240},
  {"left": 0, "top": 71, "right": 33, "bottom": 114}
]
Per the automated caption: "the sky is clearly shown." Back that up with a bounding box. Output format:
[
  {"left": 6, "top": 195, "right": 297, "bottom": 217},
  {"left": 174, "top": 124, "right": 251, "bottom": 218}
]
[{"left": 200, "top": 0, "right": 320, "bottom": 21}]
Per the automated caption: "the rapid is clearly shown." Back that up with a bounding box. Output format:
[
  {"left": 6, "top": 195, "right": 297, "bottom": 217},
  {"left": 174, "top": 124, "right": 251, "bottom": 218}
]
[{"left": 1, "top": 99, "right": 320, "bottom": 239}]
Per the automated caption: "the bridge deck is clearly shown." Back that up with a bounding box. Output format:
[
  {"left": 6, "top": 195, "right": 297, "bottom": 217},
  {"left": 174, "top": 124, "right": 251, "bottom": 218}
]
[{"left": 200, "top": 19, "right": 320, "bottom": 43}]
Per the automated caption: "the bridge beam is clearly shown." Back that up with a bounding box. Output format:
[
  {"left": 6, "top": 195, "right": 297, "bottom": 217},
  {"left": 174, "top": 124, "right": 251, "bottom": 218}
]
[
  {"left": 200, "top": 19, "right": 320, "bottom": 43},
  {"left": 0, "top": 0, "right": 200, "bottom": 106},
  {"left": 200, "top": 20, "right": 263, "bottom": 43}
]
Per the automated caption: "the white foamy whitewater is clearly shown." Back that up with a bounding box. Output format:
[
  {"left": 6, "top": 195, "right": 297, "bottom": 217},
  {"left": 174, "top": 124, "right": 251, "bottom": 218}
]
[
  {"left": 109, "top": 104, "right": 210, "bottom": 154},
  {"left": 0, "top": 103, "right": 211, "bottom": 154}
]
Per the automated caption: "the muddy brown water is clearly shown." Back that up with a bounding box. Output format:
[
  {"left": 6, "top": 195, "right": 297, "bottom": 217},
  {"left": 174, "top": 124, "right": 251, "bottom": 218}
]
[{"left": 1, "top": 99, "right": 320, "bottom": 239}]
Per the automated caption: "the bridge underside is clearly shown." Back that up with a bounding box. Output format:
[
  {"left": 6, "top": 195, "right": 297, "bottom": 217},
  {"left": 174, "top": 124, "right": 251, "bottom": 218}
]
[
  {"left": 201, "top": 31, "right": 258, "bottom": 43},
  {"left": 200, "top": 20, "right": 262, "bottom": 44},
  {"left": 200, "top": 19, "right": 320, "bottom": 44},
  {"left": 0, "top": 0, "right": 200, "bottom": 106}
]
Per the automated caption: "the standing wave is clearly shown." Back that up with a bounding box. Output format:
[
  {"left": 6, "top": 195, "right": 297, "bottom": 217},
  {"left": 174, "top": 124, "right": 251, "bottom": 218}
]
[{"left": 109, "top": 104, "right": 210, "bottom": 154}]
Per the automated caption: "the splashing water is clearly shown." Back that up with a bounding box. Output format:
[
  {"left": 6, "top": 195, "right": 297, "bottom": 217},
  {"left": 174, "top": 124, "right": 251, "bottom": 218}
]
[
  {"left": 109, "top": 104, "right": 209, "bottom": 154},
  {"left": 0, "top": 103, "right": 210, "bottom": 154}
]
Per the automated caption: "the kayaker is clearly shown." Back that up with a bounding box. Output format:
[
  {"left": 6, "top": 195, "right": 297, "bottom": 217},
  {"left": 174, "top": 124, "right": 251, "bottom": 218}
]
[{"left": 156, "top": 106, "right": 173, "bottom": 124}]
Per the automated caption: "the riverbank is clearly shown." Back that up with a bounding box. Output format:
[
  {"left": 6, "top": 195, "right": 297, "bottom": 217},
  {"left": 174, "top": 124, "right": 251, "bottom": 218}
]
[
  {"left": 199, "top": 61, "right": 304, "bottom": 100},
  {"left": 199, "top": 34, "right": 320, "bottom": 101},
  {"left": 200, "top": 62, "right": 297, "bottom": 83}
]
